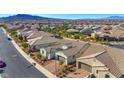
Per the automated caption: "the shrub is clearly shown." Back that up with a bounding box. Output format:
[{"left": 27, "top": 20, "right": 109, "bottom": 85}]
[
  {"left": 36, "top": 52, "right": 43, "bottom": 60},
  {"left": 18, "top": 35, "right": 23, "bottom": 41},
  {"left": 10, "top": 31, "right": 17, "bottom": 37},
  {"left": 21, "top": 42, "right": 28, "bottom": 49},
  {"left": 74, "top": 34, "right": 80, "bottom": 39},
  {"left": 59, "top": 61, "right": 64, "bottom": 65}
]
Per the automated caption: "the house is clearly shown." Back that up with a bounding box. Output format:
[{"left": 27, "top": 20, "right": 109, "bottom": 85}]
[
  {"left": 77, "top": 51, "right": 121, "bottom": 78},
  {"left": 98, "top": 30, "right": 124, "bottom": 41},
  {"left": 80, "top": 27, "right": 93, "bottom": 35},
  {"left": 92, "top": 26, "right": 101, "bottom": 32},
  {"left": 106, "top": 47, "right": 124, "bottom": 77},
  {"left": 110, "top": 30, "right": 124, "bottom": 41},
  {"left": 27, "top": 31, "right": 54, "bottom": 43},
  {"left": 76, "top": 44, "right": 124, "bottom": 78},
  {"left": 102, "top": 25, "right": 112, "bottom": 30},
  {"left": 55, "top": 42, "right": 90, "bottom": 65},
  {"left": 17, "top": 28, "right": 32, "bottom": 35},
  {"left": 40, "top": 40, "right": 73, "bottom": 59},
  {"left": 31, "top": 24, "right": 40, "bottom": 30},
  {"left": 5, "top": 23, "right": 24, "bottom": 31},
  {"left": 95, "top": 29, "right": 111, "bottom": 41},
  {"left": 40, "top": 44, "right": 61, "bottom": 59},
  {"left": 75, "top": 25, "right": 84, "bottom": 30},
  {"left": 16, "top": 28, "right": 38, "bottom": 41},
  {"left": 41, "top": 25, "right": 49, "bottom": 29},
  {"left": 115, "top": 23, "right": 124, "bottom": 30},
  {"left": 66, "top": 29, "right": 79, "bottom": 33},
  {"left": 29, "top": 36, "right": 60, "bottom": 51}
]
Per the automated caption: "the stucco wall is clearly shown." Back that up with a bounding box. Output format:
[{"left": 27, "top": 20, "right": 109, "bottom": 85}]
[{"left": 77, "top": 58, "right": 105, "bottom": 67}]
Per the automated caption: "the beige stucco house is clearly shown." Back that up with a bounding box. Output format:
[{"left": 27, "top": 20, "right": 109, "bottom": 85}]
[
  {"left": 55, "top": 42, "right": 90, "bottom": 65},
  {"left": 76, "top": 51, "right": 121, "bottom": 78},
  {"left": 76, "top": 44, "right": 124, "bottom": 78}
]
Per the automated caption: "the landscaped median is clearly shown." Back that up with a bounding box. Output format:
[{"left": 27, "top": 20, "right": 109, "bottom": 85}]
[{"left": 1, "top": 27, "right": 56, "bottom": 78}]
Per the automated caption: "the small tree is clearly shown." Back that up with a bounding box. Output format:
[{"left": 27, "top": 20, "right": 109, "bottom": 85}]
[{"left": 10, "top": 31, "right": 17, "bottom": 37}]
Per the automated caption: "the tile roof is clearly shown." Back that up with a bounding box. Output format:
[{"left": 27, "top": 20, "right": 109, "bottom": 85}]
[
  {"left": 110, "top": 30, "right": 124, "bottom": 38},
  {"left": 96, "top": 51, "right": 122, "bottom": 77},
  {"left": 67, "top": 29, "right": 79, "bottom": 33},
  {"left": 78, "top": 44, "right": 123, "bottom": 77},
  {"left": 31, "top": 36, "right": 60, "bottom": 46},
  {"left": 61, "top": 42, "right": 90, "bottom": 57},
  {"left": 27, "top": 31, "right": 53, "bottom": 39},
  {"left": 106, "top": 47, "right": 124, "bottom": 75}
]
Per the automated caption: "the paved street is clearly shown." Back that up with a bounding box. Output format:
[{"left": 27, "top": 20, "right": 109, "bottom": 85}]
[{"left": 0, "top": 29, "right": 47, "bottom": 78}]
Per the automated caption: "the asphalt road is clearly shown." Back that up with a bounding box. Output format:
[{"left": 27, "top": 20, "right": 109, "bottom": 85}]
[{"left": 0, "top": 29, "right": 47, "bottom": 78}]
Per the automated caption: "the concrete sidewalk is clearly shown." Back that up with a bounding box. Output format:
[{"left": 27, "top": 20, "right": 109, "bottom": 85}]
[{"left": 1, "top": 27, "right": 56, "bottom": 78}]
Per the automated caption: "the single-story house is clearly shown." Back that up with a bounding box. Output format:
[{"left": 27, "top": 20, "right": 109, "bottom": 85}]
[
  {"left": 40, "top": 44, "right": 61, "bottom": 59},
  {"left": 17, "top": 30, "right": 34, "bottom": 38},
  {"left": 110, "top": 30, "right": 124, "bottom": 41},
  {"left": 77, "top": 51, "right": 121, "bottom": 78},
  {"left": 92, "top": 26, "right": 101, "bottom": 32},
  {"left": 27, "top": 31, "right": 54, "bottom": 43},
  {"left": 29, "top": 36, "right": 60, "bottom": 51},
  {"left": 66, "top": 29, "right": 79, "bottom": 33},
  {"left": 80, "top": 27, "right": 93, "bottom": 35},
  {"left": 40, "top": 40, "right": 73, "bottom": 59},
  {"left": 17, "top": 27, "right": 31, "bottom": 35},
  {"left": 76, "top": 44, "right": 124, "bottom": 78},
  {"left": 55, "top": 42, "right": 90, "bottom": 65}
]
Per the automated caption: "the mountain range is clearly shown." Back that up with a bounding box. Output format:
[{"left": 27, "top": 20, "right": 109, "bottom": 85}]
[
  {"left": 0, "top": 14, "right": 68, "bottom": 22},
  {"left": 0, "top": 14, "right": 124, "bottom": 22},
  {"left": 106, "top": 16, "right": 124, "bottom": 19}
]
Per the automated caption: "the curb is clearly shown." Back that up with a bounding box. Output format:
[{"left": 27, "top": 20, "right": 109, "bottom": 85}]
[{"left": 1, "top": 27, "right": 56, "bottom": 78}]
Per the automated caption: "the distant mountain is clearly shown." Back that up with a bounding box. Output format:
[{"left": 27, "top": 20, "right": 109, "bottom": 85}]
[
  {"left": 0, "top": 14, "right": 68, "bottom": 22},
  {"left": 105, "top": 16, "right": 124, "bottom": 19},
  {"left": 0, "top": 14, "right": 124, "bottom": 22}
]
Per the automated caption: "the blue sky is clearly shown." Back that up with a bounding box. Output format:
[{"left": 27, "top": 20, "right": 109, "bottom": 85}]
[
  {"left": 1, "top": 14, "right": 124, "bottom": 19},
  {"left": 35, "top": 14, "right": 124, "bottom": 19}
]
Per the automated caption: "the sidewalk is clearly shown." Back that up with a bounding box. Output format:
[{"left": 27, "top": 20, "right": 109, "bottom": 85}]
[{"left": 1, "top": 27, "right": 56, "bottom": 78}]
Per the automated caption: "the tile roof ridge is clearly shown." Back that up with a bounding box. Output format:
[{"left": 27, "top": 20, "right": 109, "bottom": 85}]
[{"left": 77, "top": 50, "right": 106, "bottom": 59}]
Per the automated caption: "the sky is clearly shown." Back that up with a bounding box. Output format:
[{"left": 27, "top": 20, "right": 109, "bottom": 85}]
[{"left": 1, "top": 14, "right": 124, "bottom": 19}]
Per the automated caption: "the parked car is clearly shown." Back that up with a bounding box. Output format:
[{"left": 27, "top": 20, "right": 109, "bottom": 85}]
[{"left": 0, "top": 60, "right": 6, "bottom": 68}]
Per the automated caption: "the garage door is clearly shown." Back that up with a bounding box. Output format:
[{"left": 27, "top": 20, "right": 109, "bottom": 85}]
[{"left": 78, "top": 62, "right": 92, "bottom": 72}]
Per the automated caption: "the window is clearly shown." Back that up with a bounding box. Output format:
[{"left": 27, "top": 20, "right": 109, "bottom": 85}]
[{"left": 42, "top": 50, "right": 44, "bottom": 54}]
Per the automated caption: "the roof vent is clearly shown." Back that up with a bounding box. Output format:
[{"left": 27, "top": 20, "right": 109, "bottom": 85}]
[{"left": 62, "top": 45, "right": 68, "bottom": 50}]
